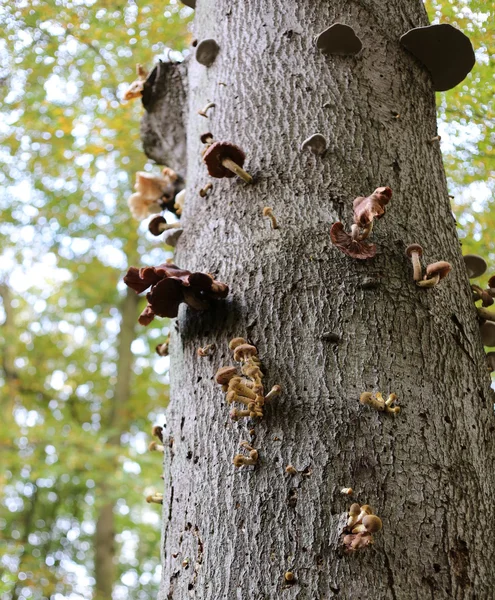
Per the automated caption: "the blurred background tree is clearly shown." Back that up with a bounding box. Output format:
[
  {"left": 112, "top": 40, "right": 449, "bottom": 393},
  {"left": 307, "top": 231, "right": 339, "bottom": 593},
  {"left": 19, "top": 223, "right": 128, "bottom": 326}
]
[{"left": 0, "top": 0, "right": 492, "bottom": 598}]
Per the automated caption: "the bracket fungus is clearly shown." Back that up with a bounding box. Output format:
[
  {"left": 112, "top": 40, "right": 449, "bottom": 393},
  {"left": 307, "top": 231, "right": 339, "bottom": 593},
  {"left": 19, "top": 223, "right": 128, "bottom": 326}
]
[
  {"left": 331, "top": 187, "right": 392, "bottom": 260},
  {"left": 315, "top": 23, "right": 362, "bottom": 56},
  {"left": 464, "top": 255, "right": 487, "bottom": 279},
  {"left": 399, "top": 24, "right": 475, "bottom": 91},
  {"left": 215, "top": 338, "right": 281, "bottom": 421},
  {"left": 201, "top": 134, "right": 253, "bottom": 183},
  {"left": 233, "top": 441, "right": 259, "bottom": 468},
  {"left": 342, "top": 503, "right": 382, "bottom": 552},
  {"left": 123, "top": 64, "right": 148, "bottom": 101},
  {"left": 360, "top": 392, "right": 400, "bottom": 414},
  {"left": 300, "top": 133, "right": 327, "bottom": 156},
  {"left": 124, "top": 263, "right": 229, "bottom": 324},
  {"left": 195, "top": 39, "right": 220, "bottom": 67}
]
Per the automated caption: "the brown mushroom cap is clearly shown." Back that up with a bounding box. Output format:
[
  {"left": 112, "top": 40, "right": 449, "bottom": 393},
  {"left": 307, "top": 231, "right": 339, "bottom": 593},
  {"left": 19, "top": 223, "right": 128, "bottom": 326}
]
[
  {"left": 148, "top": 215, "right": 167, "bottom": 236},
  {"left": 330, "top": 222, "right": 376, "bottom": 260},
  {"left": 203, "top": 141, "right": 246, "bottom": 178},
  {"left": 233, "top": 343, "right": 258, "bottom": 362},
  {"left": 195, "top": 39, "right": 220, "bottom": 67},
  {"left": 229, "top": 337, "right": 248, "bottom": 350},
  {"left": 215, "top": 366, "right": 238, "bottom": 385},
  {"left": 486, "top": 352, "right": 495, "bottom": 373},
  {"left": 349, "top": 503, "right": 361, "bottom": 516},
  {"left": 315, "top": 23, "right": 362, "bottom": 56},
  {"left": 463, "top": 254, "right": 487, "bottom": 279},
  {"left": 425, "top": 261, "right": 451, "bottom": 280},
  {"left": 200, "top": 132, "right": 214, "bottom": 144},
  {"left": 362, "top": 514, "right": 382, "bottom": 533},
  {"left": 480, "top": 321, "right": 495, "bottom": 347},
  {"left": 181, "top": 0, "right": 195, "bottom": 7},
  {"left": 406, "top": 244, "right": 423, "bottom": 258},
  {"left": 400, "top": 24, "right": 475, "bottom": 91}
]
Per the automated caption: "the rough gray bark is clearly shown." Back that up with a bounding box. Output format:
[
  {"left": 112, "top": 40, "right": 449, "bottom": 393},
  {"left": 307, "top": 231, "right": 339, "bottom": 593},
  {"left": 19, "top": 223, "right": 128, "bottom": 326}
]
[
  {"left": 143, "top": 2, "right": 495, "bottom": 598},
  {"left": 141, "top": 59, "right": 189, "bottom": 174}
]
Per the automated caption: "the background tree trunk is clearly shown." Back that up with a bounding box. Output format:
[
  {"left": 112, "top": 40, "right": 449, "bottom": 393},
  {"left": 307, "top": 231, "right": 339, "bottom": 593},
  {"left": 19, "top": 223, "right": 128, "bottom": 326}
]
[
  {"left": 94, "top": 288, "right": 139, "bottom": 599},
  {"left": 143, "top": 1, "right": 495, "bottom": 598}
]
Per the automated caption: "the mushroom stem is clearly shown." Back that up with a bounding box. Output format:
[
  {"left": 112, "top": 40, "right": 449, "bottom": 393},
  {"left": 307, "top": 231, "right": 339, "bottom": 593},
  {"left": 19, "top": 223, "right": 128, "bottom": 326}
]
[
  {"left": 198, "top": 101, "right": 216, "bottom": 118},
  {"left": 477, "top": 307, "right": 495, "bottom": 321},
  {"left": 409, "top": 251, "right": 423, "bottom": 281},
  {"left": 359, "top": 221, "right": 373, "bottom": 240},
  {"left": 221, "top": 157, "right": 253, "bottom": 183},
  {"left": 146, "top": 493, "right": 164, "bottom": 504},
  {"left": 159, "top": 222, "right": 182, "bottom": 233},
  {"left": 416, "top": 274, "right": 440, "bottom": 288},
  {"left": 263, "top": 207, "right": 278, "bottom": 229},
  {"left": 428, "top": 135, "right": 441, "bottom": 144},
  {"left": 199, "top": 182, "right": 213, "bottom": 197}
]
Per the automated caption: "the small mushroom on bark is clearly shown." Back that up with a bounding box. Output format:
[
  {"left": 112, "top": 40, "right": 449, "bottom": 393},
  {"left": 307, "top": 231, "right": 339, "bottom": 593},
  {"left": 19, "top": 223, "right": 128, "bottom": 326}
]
[
  {"left": 233, "top": 441, "right": 259, "bottom": 468},
  {"left": 202, "top": 139, "right": 253, "bottom": 183},
  {"left": 486, "top": 352, "right": 495, "bottom": 373},
  {"left": 123, "top": 64, "right": 148, "bottom": 101},
  {"left": 180, "top": 0, "right": 195, "bottom": 7},
  {"left": 300, "top": 133, "right": 327, "bottom": 155},
  {"left": 416, "top": 261, "right": 451, "bottom": 288},
  {"left": 163, "top": 228, "right": 183, "bottom": 248},
  {"left": 463, "top": 255, "right": 487, "bottom": 279},
  {"left": 480, "top": 321, "right": 495, "bottom": 347},
  {"left": 330, "top": 222, "right": 376, "bottom": 260},
  {"left": 315, "top": 23, "right": 362, "bottom": 56},
  {"left": 148, "top": 216, "right": 181, "bottom": 237},
  {"left": 399, "top": 24, "right": 475, "bottom": 91},
  {"left": 196, "top": 39, "right": 220, "bottom": 67}
]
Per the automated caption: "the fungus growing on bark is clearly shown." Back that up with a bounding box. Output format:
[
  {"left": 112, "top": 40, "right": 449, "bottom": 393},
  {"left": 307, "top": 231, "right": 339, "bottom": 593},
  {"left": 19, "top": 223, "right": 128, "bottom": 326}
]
[
  {"left": 480, "top": 321, "right": 495, "bottom": 347},
  {"left": 463, "top": 255, "right": 487, "bottom": 279},
  {"left": 124, "top": 263, "right": 229, "bottom": 324},
  {"left": 342, "top": 503, "right": 382, "bottom": 552},
  {"left": 471, "top": 284, "right": 494, "bottom": 307},
  {"left": 198, "top": 101, "right": 216, "bottom": 118},
  {"left": 341, "top": 488, "right": 353, "bottom": 496},
  {"left": 284, "top": 572, "right": 295, "bottom": 583},
  {"left": 215, "top": 339, "right": 281, "bottom": 420},
  {"left": 300, "top": 133, "right": 327, "bottom": 155},
  {"left": 146, "top": 492, "right": 164, "bottom": 504},
  {"left": 285, "top": 465, "right": 298, "bottom": 476},
  {"left": 263, "top": 207, "right": 279, "bottom": 229},
  {"left": 128, "top": 167, "right": 183, "bottom": 220},
  {"left": 195, "top": 39, "right": 220, "bottom": 67},
  {"left": 233, "top": 441, "right": 259, "bottom": 468},
  {"left": 360, "top": 392, "right": 400, "bottom": 414},
  {"left": 197, "top": 343, "right": 216, "bottom": 357},
  {"left": 151, "top": 425, "right": 164, "bottom": 442},
  {"left": 202, "top": 138, "right": 253, "bottom": 183},
  {"left": 156, "top": 341, "right": 169, "bottom": 356},
  {"left": 331, "top": 187, "right": 392, "bottom": 260},
  {"left": 180, "top": 0, "right": 195, "bottom": 7},
  {"left": 123, "top": 64, "right": 148, "bottom": 101},
  {"left": 174, "top": 189, "right": 185, "bottom": 216},
  {"left": 406, "top": 244, "right": 424, "bottom": 282},
  {"left": 163, "top": 228, "right": 183, "bottom": 248},
  {"left": 315, "top": 23, "right": 362, "bottom": 56},
  {"left": 148, "top": 441, "right": 165, "bottom": 453},
  {"left": 486, "top": 352, "right": 495, "bottom": 373},
  {"left": 416, "top": 261, "right": 452, "bottom": 288},
  {"left": 148, "top": 216, "right": 182, "bottom": 237},
  {"left": 199, "top": 182, "right": 213, "bottom": 197},
  {"left": 428, "top": 135, "right": 441, "bottom": 145},
  {"left": 399, "top": 24, "right": 475, "bottom": 91}
]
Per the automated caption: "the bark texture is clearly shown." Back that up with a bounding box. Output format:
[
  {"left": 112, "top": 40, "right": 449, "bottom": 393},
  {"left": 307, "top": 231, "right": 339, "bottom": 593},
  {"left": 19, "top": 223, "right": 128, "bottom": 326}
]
[
  {"left": 143, "top": 2, "right": 495, "bottom": 598},
  {"left": 140, "top": 59, "right": 189, "bottom": 174}
]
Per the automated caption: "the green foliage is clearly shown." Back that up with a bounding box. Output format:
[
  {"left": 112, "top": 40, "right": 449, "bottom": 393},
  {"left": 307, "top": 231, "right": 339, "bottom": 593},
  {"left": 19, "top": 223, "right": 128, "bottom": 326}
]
[{"left": 0, "top": 1, "right": 191, "bottom": 598}]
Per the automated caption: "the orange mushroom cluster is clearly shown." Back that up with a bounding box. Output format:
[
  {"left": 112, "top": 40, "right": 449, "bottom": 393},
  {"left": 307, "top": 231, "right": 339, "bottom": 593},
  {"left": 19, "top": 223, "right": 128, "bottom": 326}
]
[{"left": 342, "top": 503, "right": 383, "bottom": 552}]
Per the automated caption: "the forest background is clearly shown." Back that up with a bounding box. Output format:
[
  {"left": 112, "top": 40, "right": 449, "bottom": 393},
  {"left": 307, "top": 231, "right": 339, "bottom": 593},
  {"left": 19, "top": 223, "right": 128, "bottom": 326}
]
[{"left": 0, "top": 1, "right": 493, "bottom": 599}]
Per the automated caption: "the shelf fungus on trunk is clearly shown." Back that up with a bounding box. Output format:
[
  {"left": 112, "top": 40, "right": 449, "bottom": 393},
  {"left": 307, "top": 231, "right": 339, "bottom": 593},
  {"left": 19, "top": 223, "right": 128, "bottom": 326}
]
[
  {"left": 330, "top": 186, "right": 392, "bottom": 260},
  {"left": 201, "top": 134, "right": 253, "bottom": 183},
  {"left": 315, "top": 23, "right": 362, "bottom": 56},
  {"left": 360, "top": 391, "right": 400, "bottom": 414},
  {"left": 123, "top": 263, "right": 229, "bottom": 324},
  {"left": 342, "top": 503, "right": 382, "bottom": 552},
  {"left": 214, "top": 338, "right": 281, "bottom": 421}
]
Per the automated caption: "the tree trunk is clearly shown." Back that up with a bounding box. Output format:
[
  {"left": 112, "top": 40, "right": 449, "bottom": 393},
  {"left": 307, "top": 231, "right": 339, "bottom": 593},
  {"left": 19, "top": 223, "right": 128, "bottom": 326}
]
[
  {"left": 144, "top": 2, "right": 495, "bottom": 598},
  {"left": 94, "top": 288, "right": 139, "bottom": 599}
]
